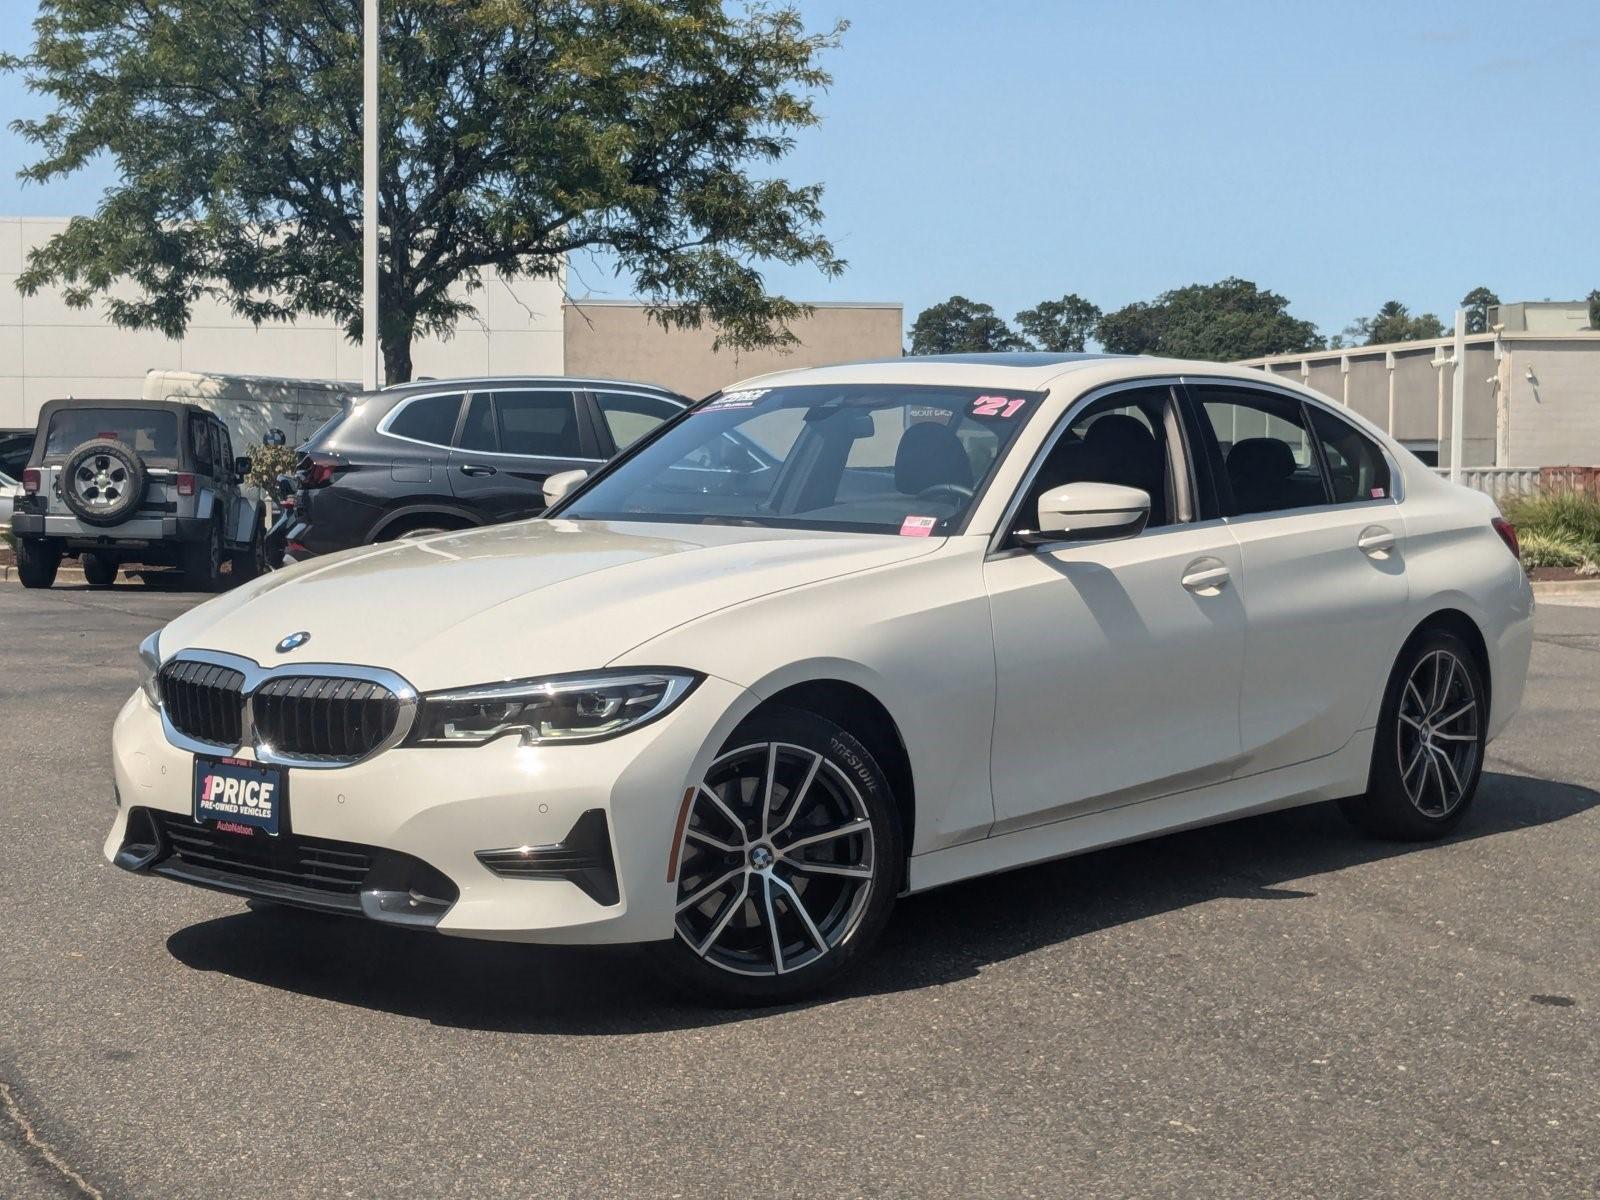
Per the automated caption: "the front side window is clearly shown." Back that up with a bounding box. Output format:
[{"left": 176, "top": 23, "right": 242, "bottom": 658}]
[
  {"left": 493, "top": 391, "right": 583, "bottom": 457},
  {"left": 560, "top": 383, "right": 1043, "bottom": 535},
  {"left": 1309, "top": 406, "right": 1391, "bottom": 502},
  {"left": 458, "top": 393, "right": 497, "bottom": 451},
  {"left": 596, "top": 392, "right": 682, "bottom": 451},
  {"left": 1193, "top": 387, "right": 1327, "bottom": 516},
  {"left": 1012, "top": 386, "right": 1181, "bottom": 535},
  {"left": 385, "top": 393, "right": 464, "bottom": 447}
]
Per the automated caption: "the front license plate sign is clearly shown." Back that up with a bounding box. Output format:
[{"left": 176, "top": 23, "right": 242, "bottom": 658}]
[{"left": 193, "top": 756, "right": 285, "bottom": 836}]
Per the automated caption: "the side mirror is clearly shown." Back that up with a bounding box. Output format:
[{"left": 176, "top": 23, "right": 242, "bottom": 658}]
[
  {"left": 234, "top": 455, "right": 253, "bottom": 478},
  {"left": 542, "top": 468, "right": 589, "bottom": 508},
  {"left": 1016, "top": 482, "right": 1150, "bottom": 547}
]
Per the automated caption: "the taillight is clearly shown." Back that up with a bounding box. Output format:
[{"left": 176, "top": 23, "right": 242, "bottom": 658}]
[
  {"left": 1491, "top": 517, "right": 1519, "bottom": 560},
  {"left": 21, "top": 468, "right": 39, "bottom": 495},
  {"left": 298, "top": 453, "right": 346, "bottom": 488},
  {"left": 176, "top": 473, "right": 196, "bottom": 496}
]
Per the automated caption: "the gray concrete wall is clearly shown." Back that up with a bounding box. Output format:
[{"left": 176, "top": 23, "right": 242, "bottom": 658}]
[
  {"left": 1500, "top": 338, "right": 1600, "bottom": 467},
  {"left": 563, "top": 300, "right": 904, "bottom": 399}
]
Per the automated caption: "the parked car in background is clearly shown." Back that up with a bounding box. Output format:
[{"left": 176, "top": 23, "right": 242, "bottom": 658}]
[
  {"left": 141, "top": 370, "right": 350, "bottom": 452},
  {"left": 0, "top": 431, "right": 31, "bottom": 481},
  {"left": 0, "top": 469, "right": 18, "bottom": 533},
  {"left": 108, "top": 354, "right": 1532, "bottom": 1003},
  {"left": 10, "top": 398, "right": 267, "bottom": 590},
  {"left": 285, "top": 376, "right": 690, "bottom": 557}
]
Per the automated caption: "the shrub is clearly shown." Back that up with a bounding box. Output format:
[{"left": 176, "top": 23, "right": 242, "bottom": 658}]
[
  {"left": 245, "top": 444, "right": 299, "bottom": 492},
  {"left": 1503, "top": 490, "right": 1600, "bottom": 549},
  {"left": 1518, "top": 530, "right": 1589, "bottom": 571}
]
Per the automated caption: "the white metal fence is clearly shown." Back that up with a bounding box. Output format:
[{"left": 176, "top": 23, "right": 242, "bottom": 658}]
[{"left": 1431, "top": 467, "right": 1542, "bottom": 500}]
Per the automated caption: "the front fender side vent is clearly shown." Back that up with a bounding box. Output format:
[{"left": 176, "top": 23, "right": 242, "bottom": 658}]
[{"left": 476, "top": 809, "right": 620, "bottom": 906}]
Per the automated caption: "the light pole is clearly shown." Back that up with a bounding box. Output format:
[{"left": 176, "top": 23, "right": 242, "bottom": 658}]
[{"left": 361, "top": 0, "right": 382, "bottom": 391}]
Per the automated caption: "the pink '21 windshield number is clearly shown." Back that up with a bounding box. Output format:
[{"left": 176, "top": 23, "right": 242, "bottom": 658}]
[{"left": 972, "top": 395, "right": 1027, "bottom": 419}]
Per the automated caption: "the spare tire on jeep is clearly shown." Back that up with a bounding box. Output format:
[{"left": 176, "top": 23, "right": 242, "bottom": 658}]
[{"left": 61, "top": 439, "right": 148, "bottom": 527}]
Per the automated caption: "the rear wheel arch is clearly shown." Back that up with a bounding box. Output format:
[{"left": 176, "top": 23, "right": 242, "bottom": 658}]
[
  {"left": 1401, "top": 608, "right": 1492, "bottom": 716},
  {"left": 743, "top": 679, "right": 916, "bottom": 873},
  {"left": 370, "top": 506, "right": 479, "bottom": 542}
]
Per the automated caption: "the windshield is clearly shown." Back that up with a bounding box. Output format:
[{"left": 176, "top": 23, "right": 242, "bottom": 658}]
[
  {"left": 43, "top": 408, "right": 180, "bottom": 464},
  {"left": 560, "top": 383, "right": 1043, "bottom": 535}
]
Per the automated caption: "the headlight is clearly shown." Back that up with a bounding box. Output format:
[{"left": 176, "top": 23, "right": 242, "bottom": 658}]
[
  {"left": 136, "top": 631, "right": 162, "bottom": 707},
  {"left": 408, "top": 670, "right": 700, "bottom": 747}
]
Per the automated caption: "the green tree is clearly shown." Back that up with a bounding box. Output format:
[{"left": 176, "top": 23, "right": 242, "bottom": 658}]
[
  {"left": 1347, "top": 300, "right": 1447, "bottom": 346},
  {"left": 1588, "top": 289, "right": 1600, "bottom": 330},
  {"left": 1015, "top": 293, "right": 1101, "bottom": 353},
  {"left": 1461, "top": 286, "right": 1500, "bottom": 334},
  {"left": 3, "top": 1, "right": 846, "bottom": 383},
  {"left": 1095, "top": 277, "right": 1322, "bottom": 360},
  {"left": 907, "top": 296, "right": 1026, "bottom": 355}
]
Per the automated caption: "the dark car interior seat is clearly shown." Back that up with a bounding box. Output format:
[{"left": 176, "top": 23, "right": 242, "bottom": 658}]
[
  {"left": 1226, "top": 437, "right": 1298, "bottom": 514},
  {"left": 895, "top": 422, "right": 974, "bottom": 495}
]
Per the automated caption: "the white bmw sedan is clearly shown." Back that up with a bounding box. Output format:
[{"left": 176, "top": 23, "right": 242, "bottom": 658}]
[{"left": 106, "top": 354, "right": 1533, "bottom": 1002}]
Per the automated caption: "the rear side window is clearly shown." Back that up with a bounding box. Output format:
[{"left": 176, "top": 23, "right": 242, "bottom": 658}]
[
  {"left": 1309, "top": 407, "right": 1391, "bottom": 502},
  {"left": 493, "top": 391, "right": 583, "bottom": 457},
  {"left": 596, "top": 391, "right": 680, "bottom": 451},
  {"left": 190, "top": 416, "right": 213, "bottom": 469},
  {"left": 385, "top": 393, "right": 464, "bottom": 447},
  {"left": 1192, "top": 386, "right": 1326, "bottom": 516},
  {"left": 43, "top": 409, "right": 179, "bottom": 464}
]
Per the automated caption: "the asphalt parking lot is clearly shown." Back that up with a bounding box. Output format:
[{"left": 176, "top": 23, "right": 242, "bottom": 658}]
[{"left": 1, "top": 581, "right": 1597, "bottom": 1199}]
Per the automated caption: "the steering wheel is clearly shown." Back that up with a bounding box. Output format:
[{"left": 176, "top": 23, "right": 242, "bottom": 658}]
[{"left": 915, "top": 482, "right": 975, "bottom": 506}]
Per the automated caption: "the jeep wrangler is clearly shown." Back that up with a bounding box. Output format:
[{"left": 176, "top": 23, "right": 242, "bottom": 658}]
[{"left": 10, "top": 399, "right": 267, "bottom": 590}]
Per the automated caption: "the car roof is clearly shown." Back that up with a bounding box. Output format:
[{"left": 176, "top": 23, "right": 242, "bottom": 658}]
[
  {"left": 722, "top": 352, "right": 1299, "bottom": 394},
  {"left": 35, "top": 397, "right": 214, "bottom": 420},
  {"left": 377, "top": 375, "right": 686, "bottom": 398}
]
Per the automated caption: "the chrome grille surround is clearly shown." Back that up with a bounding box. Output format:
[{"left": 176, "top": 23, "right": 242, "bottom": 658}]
[{"left": 156, "top": 648, "right": 418, "bottom": 770}]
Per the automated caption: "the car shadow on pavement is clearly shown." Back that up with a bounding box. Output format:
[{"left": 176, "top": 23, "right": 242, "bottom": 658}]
[{"left": 164, "top": 770, "right": 1597, "bottom": 1034}]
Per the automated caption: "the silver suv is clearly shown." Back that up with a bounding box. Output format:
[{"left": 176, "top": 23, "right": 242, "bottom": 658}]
[{"left": 10, "top": 398, "right": 266, "bottom": 590}]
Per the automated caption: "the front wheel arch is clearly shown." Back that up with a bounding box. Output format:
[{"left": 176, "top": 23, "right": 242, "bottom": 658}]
[{"left": 743, "top": 679, "right": 915, "bottom": 877}]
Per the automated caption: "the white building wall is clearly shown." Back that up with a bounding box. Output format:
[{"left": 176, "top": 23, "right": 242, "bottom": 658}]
[{"left": 0, "top": 217, "right": 565, "bottom": 430}]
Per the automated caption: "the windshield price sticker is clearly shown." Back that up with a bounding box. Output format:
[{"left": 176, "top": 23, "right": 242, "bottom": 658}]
[
  {"left": 899, "top": 515, "right": 939, "bottom": 537},
  {"left": 702, "top": 389, "right": 770, "bottom": 412},
  {"left": 971, "top": 395, "right": 1028, "bottom": 419}
]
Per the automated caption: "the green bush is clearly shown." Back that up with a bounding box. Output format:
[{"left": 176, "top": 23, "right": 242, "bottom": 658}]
[
  {"left": 1503, "top": 490, "right": 1600, "bottom": 549},
  {"left": 245, "top": 444, "right": 298, "bottom": 492},
  {"left": 1518, "top": 530, "right": 1590, "bottom": 570}
]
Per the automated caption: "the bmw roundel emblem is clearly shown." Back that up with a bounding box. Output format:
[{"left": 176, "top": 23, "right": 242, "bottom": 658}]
[{"left": 276, "top": 631, "right": 311, "bottom": 654}]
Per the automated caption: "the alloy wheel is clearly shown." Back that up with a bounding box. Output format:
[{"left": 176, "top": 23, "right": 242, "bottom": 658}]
[
  {"left": 74, "top": 454, "right": 129, "bottom": 511},
  {"left": 1395, "top": 648, "right": 1481, "bottom": 818},
  {"left": 673, "top": 742, "right": 876, "bottom": 977}
]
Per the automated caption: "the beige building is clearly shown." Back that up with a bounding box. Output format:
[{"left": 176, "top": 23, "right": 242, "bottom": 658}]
[
  {"left": 0, "top": 216, "right": 565, "bottom": 432},
  {"left": 563, "top": 299, "right": 904, "bottom": 399},
  {"left": 1238, "top": 320, "right": 1600, "bottom": 470}
]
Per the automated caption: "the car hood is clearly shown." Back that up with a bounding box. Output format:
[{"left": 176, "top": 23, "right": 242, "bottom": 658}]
[{"left": 157, "top": 519, "right": 943, "bottom": 690}]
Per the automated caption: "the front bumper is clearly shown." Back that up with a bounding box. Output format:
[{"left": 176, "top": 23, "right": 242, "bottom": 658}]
[{"left": 104, "top": 673, "right": 748, "bottom": 944}]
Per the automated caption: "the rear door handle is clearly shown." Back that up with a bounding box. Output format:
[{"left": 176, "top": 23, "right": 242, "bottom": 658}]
[
  {"left": 1181, "top": 557, "right": 1231, "bottom": 593},
  {"left": 459, "top": 464, "right": 497, "bottom": 477},
  {"left": 1357, "top": 525, "right": 1396, "bottom": 556}
]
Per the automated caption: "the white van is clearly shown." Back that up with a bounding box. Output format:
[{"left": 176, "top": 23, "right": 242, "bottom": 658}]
[{"left": 140, "top": 370, "right": 352, "bottom": 451}]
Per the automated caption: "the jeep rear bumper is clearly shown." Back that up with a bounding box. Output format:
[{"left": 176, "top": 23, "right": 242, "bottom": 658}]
[{"left": 11, "top": 514, "right": 212, "bottom": 543}]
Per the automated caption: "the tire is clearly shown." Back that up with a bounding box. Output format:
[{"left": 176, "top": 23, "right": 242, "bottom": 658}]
[
  {"left": 80, "top": 551, "right": 119, "bottom": 589},
  {"left": 60, "top": 439, "right": 147, "bottom": 527},
  {"left": 1339, "top": 630, "right": 1487, "bottom": 841},
  {"left": 182, "top": 519, "right": 225, "bottom": 592},
  {"left": 650, "top": 707, "right": 903, "bottom": 1005},
  {"left": 15, "top": 538, "right": 61, "bottom": 589},
  {"left": 231, "top": 522, "right": 267, "bottom": 582}
]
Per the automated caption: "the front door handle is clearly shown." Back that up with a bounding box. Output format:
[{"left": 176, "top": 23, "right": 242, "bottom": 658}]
[
  {"left": 1181, "top": 557, "right": 1231, "bottom": 594},
  {"left": 1357, "top": 525, "right": 1396, "bottom": 556},
  {"left": 459, "top": 464, "right": 498, "bottom": 477}
]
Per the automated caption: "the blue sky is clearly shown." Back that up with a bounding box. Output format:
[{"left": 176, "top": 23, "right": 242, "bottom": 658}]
[{"left": 3, "top": 0, "right": 1597, "bottom": 340}]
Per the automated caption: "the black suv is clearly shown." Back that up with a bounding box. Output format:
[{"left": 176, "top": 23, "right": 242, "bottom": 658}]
[
  {"left": 286, "top": 376, "right": 690, "bottom": 558},
  {"left": 11, "top": 399, "right": 266, "bottom": 589}
]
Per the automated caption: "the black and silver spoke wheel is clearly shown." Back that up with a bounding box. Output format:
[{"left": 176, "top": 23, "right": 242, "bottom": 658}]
[
  {"left": 74, "top": 454, "right": 129, "bottom": 512},
  {"left": 675, "top": 741, "right": 876, "bottom": 977},
  {"left": 1341, "top": 629, "right": 1487, "bottom": 841},
  {"left": 654, "top": 708, "right": 901, "bottom": 1004},
  {"left": 1395, "top": 648, "right": 1481, "bottom": 818}
]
